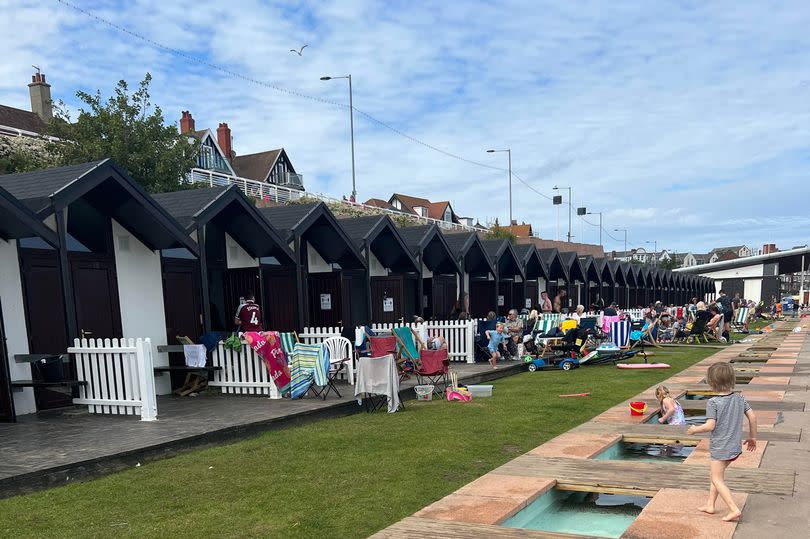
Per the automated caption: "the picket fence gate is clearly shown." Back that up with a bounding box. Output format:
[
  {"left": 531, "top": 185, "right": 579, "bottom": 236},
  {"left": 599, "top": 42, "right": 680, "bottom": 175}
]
[
  {"left": 210, "top": 342, "right": 282, "bottom": 399},
  {"left": 70, "top": 338, "right": 157, "bottom": 421}
]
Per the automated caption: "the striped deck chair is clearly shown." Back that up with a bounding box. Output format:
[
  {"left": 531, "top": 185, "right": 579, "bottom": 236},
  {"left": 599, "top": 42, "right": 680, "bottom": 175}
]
[
  {"left": 543, "top": 313, "right": 563, "bottom": 325},
  {"left": 532, "top": 318, "right": 557, "bottom": 335},
  {"left": 532, "top": 318, "right": 563, "bottom": 357},
  {"left": 733, "top": 307, "right": 750, "bottom": 330},
  {"left": 289, "top": 342, "right": 329, "bottom": 399},
  {"left": 392, "top": 326, "right": 422, "bottom": 374},
  {"left": 278, "top": 332, "right": 299, "bottom": 359},
  {"left": 630, "top": 319, "right": 661, "bottom": 350},
  {"left": 609, "top": 320, "right": 631, "bottom": 349}
]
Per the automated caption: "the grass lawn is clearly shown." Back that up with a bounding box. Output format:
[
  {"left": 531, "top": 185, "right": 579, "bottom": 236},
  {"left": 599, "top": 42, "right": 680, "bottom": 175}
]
[{"left": 0, "top": 347, "right": 714, "bottom": 539}]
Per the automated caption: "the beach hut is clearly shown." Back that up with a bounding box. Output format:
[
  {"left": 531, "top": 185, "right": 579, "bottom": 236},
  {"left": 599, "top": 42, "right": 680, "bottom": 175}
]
[
  {"left": 607, "top": 260, "right": 627, "bottom": 308},
  {"left": 259, "top": 202, "right": 366, "bottom": 329},
  {"left": 397, "top": 224, "right": 461, "bottom": 319},
  {"left": 538, "top": 248, "right": 569, "bottom": 306},
  {"left": 338, "top": 215, "right": 420, "bottom": 323},
  {"left": 0, "top": 159, "right": 197, "bottom": 411},
  {"left": 558, "top": 251, "right": 587, "bottom": 309},
  {"left": 481, "top": 239, "right": 525, "bottom": 316},
  {"left": 513, "top": 244, "right": 546, "bottom": 310},
  {"left": 579, "top": 255, "right": 603, "bottom": 309},
  {"left": 442, "top": 231, "right": 498, "bottom": 318}
]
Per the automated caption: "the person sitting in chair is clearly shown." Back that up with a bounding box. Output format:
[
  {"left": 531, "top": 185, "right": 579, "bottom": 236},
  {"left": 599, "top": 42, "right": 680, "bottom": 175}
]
[{"left": 504, "top": 309, "right": 523, "bottom": 359}]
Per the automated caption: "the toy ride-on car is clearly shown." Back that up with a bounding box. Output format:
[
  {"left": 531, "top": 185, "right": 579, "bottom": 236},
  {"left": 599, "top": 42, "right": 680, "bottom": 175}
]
[{"left": 525, "top": 355, "right": 580, "bottom": 372}]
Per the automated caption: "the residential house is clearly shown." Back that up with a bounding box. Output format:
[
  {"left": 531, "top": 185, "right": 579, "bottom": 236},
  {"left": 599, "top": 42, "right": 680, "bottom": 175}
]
[
  {"left": 681, "top": 252, "right": 710, "bottom": 268},
  {"left": 503, "top": 220, "right": 533, "bottom": 238},
  {"left": 179, "top": 111, "right": 236, "bottom": 175},
  {"left": 0, "top": 71, "right": 51, "bottom": 137},
  {"left": 708, "top": 245, "right": 752, "bottom": 263},
  {"left": 388, "top": 193, "right": 458, "bottom": 224}
]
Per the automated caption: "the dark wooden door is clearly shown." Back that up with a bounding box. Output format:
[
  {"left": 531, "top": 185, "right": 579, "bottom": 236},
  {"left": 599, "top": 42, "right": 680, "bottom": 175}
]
[
  {"left": 341, "top": 271, "right": 367, "bottom": 328},
  {"left": 469, "top": 280, "right": 495, "bottom": 318},
  {"left": 162, "top": 258, "right": 204, "bottom": 389},
  {"left": 70, "top": 254, "right": 122, "bottom": 341},
  {"left": 0, "top": 298, "right": 15, "bottom": 422},
  {"left": 19, "top": 250, "right": 71, "bottom": 410},
  {"left": 262, "top": 266, "right": 298, "bottom": 331},
  {"left": 371, "top": 276, "right": 404, "bottom": 323},
  {"left": 498, "top": 281, "right": 513, "bottom": 316},
  {"left": 224, "top": 267, "right": 262, "bottom": 324},
  {"left": 525, "top": 281, "right": 538, "bottom": 311},
  {"left": 309, "top": 272, "right": 343, "bottom": 327},
  {"left": 431, "top": 275, "right": 457, "bottom": 319}
]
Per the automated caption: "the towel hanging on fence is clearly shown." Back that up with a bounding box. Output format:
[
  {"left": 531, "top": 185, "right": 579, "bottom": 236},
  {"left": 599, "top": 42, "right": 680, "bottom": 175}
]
[
  {"left": 278, "top": 332, "right": 298, "bottom": 359},
  {"left": 244, "top": 331, "right": 291, "bottom": 394},
  {"left": 183, "top": 344, "right": 207, "bottom": 368}
]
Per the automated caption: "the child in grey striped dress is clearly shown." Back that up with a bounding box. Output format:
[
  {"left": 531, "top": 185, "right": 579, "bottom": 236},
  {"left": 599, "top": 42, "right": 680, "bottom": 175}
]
[{"left": 687, "top": 362, "right": 757, "bottom": 522}]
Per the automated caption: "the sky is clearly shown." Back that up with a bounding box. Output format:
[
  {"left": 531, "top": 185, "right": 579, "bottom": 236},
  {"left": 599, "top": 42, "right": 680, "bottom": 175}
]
[{"left": 2, "top": 0, "right": 810, "bottom": 254}]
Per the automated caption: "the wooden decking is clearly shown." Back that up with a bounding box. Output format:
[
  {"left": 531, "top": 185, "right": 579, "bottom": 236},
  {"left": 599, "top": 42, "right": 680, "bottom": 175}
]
[
  {"left": 575, "top": 419, "right": 802, "bottom": 442},
  {"left": 371, "top": 516, "right": 601, "bottom": 538},
  {"left": 493, "top": 455, "right": 795, "bottom": 496}
]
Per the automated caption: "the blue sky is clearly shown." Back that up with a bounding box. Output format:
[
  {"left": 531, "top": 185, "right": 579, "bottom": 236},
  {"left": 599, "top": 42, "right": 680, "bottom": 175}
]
[{"left": 2, "top": 0, "right": 810, "bottom": 254}]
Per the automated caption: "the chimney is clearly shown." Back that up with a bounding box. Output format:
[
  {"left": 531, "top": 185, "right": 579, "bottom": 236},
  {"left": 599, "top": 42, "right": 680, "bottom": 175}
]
[
  {"left": 28, "top": 71, "right": 53, "bottom": 122},
  {"left": 511, "top": 219, "right": 517, "bottom": 226},
  {"left": 216, "top": 122, "right": 234, "bottom": 160},
  {"left": 762, "top": 243, "right": 777, "bottom": 255},
  {"left": 179, "top": 110, "right": 195, "bottom": 134}
]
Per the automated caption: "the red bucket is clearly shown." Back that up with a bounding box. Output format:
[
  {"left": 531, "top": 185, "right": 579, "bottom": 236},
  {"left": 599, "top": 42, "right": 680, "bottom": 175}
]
[{"left": 629, "top": 401, "right": 647, "bottom": 416}]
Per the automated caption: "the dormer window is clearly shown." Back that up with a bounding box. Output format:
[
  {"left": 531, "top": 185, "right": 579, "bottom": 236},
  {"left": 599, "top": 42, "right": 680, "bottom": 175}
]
[
  {"left": 392, "top": 199, "right": 401, "bottom": 210},
  {"left": 415, "top": 206, "right": 427, "bottom": 217},
  {"left": 443, "top": 207, "right": 452, "bottom": 221}
]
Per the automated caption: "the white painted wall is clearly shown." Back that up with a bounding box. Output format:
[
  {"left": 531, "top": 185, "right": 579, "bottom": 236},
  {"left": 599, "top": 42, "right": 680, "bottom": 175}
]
[
  {"left": 422, "top": 262, "right": 433, "bottom": 279},
  {"left": 744, "top": 279, "right": 762, "bottom": 303},
  {"left": 112, "top": 220, "right": 171, "bottom": 395},
  {"left": 225, "top": 233, "right": 258, "bottom": 269},
  {"left": 698, "top": 263, "right": 765, "bottom": 280},
  {"left": 368, "top": 252, "right": 388, "bottom": 277},
  {"left": 306, "top": 242, "right": 332, "bottom": 273},
  {"left": 0, "top": 240, "right": 36, "bottom": 415}
]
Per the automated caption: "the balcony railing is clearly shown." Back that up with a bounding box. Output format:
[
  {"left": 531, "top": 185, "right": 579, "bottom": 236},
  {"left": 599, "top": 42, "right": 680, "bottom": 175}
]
[{"left": 186, "top": 168, "right": 479, "bottom": 232}]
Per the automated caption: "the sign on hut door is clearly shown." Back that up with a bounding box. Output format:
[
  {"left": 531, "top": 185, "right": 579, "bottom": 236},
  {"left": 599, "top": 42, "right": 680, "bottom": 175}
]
[
  {"left": 320, "top": 293, "right": 332, "bottom": 310},
  {"left": 383, "top": 296, "right": 394, "bottom": 312},
  {"left": 525, "top": 298, "right": 532, "bottom": 309},
  {"left": 497, "top": 295, "right": 505, "bottom": 306}
]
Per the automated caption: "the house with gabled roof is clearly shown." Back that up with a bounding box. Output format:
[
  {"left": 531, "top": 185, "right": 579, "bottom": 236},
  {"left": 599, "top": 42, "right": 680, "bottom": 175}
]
[{"left": 388, "top": 193, "right": 458, "bottom": 224}]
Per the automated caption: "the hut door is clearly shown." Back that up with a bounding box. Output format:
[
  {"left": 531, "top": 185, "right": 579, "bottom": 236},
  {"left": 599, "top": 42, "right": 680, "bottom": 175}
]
[
  {"left": 431, "top": 275, "right": 457, "bottom": 319},
  {"left": 469, "top": 280, "right": 495, "bottom": 318},
  {"left": 524, "top": 281, "right": 538, "bottom": 310},
  {"left": 262, "top": 266, "right": 298, "bottom": 332},
  {"left": 0, "top": 299, "right": 14, "bottom": 422},
  {"left": 71, "top": 254, "right": 123, "bottom": 341},
  {"left": 309, "top": 272, "right": 343, "bottom": 327},
  {"left": 498, "top": 281, "right": 513, "bottom": 316},
  {"left": 370, "top": 276, "right": 404, "bottom": 323},
  {"left": 162, "top": 259, "right": 203, "bottom": 342},
  {"left": 224, "top": 268, "right": 262, "bottom": 324}
]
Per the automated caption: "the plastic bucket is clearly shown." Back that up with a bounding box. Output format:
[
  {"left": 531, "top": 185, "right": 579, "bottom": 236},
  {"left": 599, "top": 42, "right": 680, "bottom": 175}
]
[
  {"left": 414, "top": 385, "right": 434, "bottom": 401},
  {"left": 629, "top": 401, "right": 647, "bottom": 416}
]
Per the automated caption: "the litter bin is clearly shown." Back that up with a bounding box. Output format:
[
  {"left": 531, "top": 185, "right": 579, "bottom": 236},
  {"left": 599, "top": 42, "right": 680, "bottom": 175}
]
[{"left": 781, "top": 297, "right": 795, "bottom": 314}]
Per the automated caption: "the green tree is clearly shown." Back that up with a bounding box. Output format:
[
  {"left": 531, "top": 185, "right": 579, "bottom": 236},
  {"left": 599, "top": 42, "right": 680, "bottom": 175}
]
[
  {"left": 0, "top": 146, "right": 50, "bottom": 175},
  {"left": 47, "top": 73, "right": 198, "bottom": 193},
  {"left": 484, "top": 226, "right": 516, "bottom": 244},
  {"left": 658, "top": 257, "right": 680, "bottom": 270}
]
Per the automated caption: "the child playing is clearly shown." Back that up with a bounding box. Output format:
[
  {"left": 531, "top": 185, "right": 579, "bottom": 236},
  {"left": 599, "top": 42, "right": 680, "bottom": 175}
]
[
  {"left": 687, "top": 362, "right": 757, "bottom": 522},
  {"left": 486, "top": 322, "right": 507, "bottom": 369},
  {"left": 655, "top": 385, "right": 685, "bottom": 425}
]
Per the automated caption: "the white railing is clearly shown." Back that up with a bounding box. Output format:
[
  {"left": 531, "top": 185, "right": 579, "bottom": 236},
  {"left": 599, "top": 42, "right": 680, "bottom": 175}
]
[
  {"left": 299, "top": 326, "right": 342, "bottom": 345},
  {"left": 186, "top": 168, "right": 478, "bottom": 232},
  {"left": 71, "top": 338, "right": 157, "bottom": 421},
  {"left": 210, "top": 342, "right": 282, "bottom": 399},
  {"left": 364, "top": 320, "right": 476, "bottom": 363}
]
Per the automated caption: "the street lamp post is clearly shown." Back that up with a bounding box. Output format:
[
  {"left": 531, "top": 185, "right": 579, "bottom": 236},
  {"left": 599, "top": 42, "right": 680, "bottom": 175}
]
[
  {"left": 645, "top": 240, "right": 658, "bottom": 267},
  {"left": 486, "top": 149, "right": 512, "bottom": 226},
  {"left": 553, "top": 186, "right": 573, "bottom": 242},
  {"left": 614, "top": 228, "right": 628, "bottom": 258},
  {"left": 587, "top": 211, "right": 603, "bottom": 247},
  {"left": 320, "top": 75, "right": 356, "bottom": 200}
]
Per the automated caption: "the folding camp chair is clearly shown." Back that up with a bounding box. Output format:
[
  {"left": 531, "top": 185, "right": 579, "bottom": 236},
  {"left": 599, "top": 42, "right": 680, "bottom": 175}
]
[
  {"left": 320, "top": 336, "right": 354, "bottom": 397},
  {"left": 684, "top": 317, "right": 711, "bottom": 343},
  {"left": 475, "top": 320, "right": 497, "bottom": 362},
  {"left": 609, "top": 320, "right": 631, "bottom": 349},
  {"left": 289, "top": 342, "right": 329, "bottom": 399},
  {"left": 416, "top": 349, "right": 450, "bottom": 395},
  {"left": 579, "top": 317, "right": 599, "bottom": 333},
  {"left": 369, "top": 335, "right": 397, "bottom": 357}
]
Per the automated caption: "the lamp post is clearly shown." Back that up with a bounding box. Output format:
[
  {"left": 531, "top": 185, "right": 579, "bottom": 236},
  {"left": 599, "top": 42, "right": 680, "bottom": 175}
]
[
  {"left": 587, "top": 211, "right": 603, "bottom": 247},
  {"left": 320, "top": 75, "right": 356, "bottom": 200},
  {"left": 614, "top": 228, "right": 627, "bottom": 258},
  {"left": 645, "top": 240, "right": 658, "bottom": 267},
  {"left": 486, "top": 149, "right": 512, "bottom": 226},
  {"left": 553, "top": 186, "right": 572, "bottom": 242}
]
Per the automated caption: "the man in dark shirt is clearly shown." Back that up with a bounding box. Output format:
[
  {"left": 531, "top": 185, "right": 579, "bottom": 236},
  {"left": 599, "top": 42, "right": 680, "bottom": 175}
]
[
  {"left": 235, "top": 292, "right": 263, "bottom": 332},
  {"left": 716, "top": 290, "right": 733, "bottom": 340}
]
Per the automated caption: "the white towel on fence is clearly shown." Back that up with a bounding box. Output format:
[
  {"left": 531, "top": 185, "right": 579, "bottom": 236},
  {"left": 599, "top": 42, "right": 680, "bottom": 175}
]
[
  {"left": 183, "top": 344, "right": 207, "bottom": 368},
  {"left": 355, "top": 327, "right": 365, "bottom": 347}
]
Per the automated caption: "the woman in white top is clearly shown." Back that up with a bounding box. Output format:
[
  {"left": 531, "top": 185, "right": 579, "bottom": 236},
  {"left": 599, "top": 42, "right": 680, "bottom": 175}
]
[{"left": 568, "top": 305, "right": 585, "bottom": 322}]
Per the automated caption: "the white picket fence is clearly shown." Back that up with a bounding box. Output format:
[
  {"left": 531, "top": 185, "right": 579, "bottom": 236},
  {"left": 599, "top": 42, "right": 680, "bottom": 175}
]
[
  {"left": 364, "top": 320, "right": 476, "bottom": 363},
  {"left": 210, "top": 342, "right": 282, "bottom": 399},
  {"left": 71, "top": 338, "right": 157, "bottom": 421}
]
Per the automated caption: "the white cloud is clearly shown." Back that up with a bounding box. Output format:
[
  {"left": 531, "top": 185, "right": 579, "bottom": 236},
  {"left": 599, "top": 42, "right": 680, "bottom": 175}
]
[{"left": 1, "top": 0, "right": 809, "bottom": 253}]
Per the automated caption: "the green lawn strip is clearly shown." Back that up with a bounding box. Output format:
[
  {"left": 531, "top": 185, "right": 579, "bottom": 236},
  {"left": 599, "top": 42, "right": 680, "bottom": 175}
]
[{"left": 0, "top": 347, "right": 713, "bottom": 539}]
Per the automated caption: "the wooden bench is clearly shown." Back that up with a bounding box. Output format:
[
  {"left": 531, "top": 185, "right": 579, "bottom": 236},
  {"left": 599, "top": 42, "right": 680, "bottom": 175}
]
[{"left": 10, "top": 379, "right": 87, "bottom": 391}]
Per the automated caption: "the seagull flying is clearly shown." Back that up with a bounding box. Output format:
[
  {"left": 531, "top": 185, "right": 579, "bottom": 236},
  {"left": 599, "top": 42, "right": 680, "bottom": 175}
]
[{"left": 290, "top": 45, "right": 308, "bottom": 56}]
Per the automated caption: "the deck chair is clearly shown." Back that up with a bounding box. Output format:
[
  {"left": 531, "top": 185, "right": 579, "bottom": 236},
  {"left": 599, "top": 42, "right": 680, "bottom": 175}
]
[
  {"left": 416, "top": 349, "right": 450, "bottom": 395},
  {"left": 602, "top": 315, "right": 621, "bottom": 335},
  {"left": 733, "top": 307, "right": 750, "bottom": 330},
  {"left": 289, "top": 342, "right": 329, "bottom": 399},
  {"left": 278, "top": 331, "right": 299, "bottom": 361},
  {"left": 542, "top": 313, "right": 563, "bottom": 325},
  {"left": 630, "top": 319, "right": 661, "bottom": 350},
  {"left": 532, "top": 318, "right": 558, "bottom": 335},
  {"left": 392, "top": 326, "right": 422, "bottom": 377},
  {"left": 579, "top": 317, "right": 599, "bottom": 333},
  {"left": 609, "top": 320, "right": 631, "bottom": 349},
  {"left": 684, "top": 317, "right": 711, "bottom": 343},
  {"left": 321, "top": 336, "right": 354, "bottom": 396},
  {"left": 533, "top": 320, "right": 565, "bottom": 357}
]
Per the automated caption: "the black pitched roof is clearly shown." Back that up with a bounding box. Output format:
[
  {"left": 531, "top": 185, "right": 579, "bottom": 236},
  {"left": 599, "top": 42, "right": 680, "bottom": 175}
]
[
  {"left": 260, "top": 202, "right": 365, "bottom": 269},
  {"left": 397, "top": 224, "right": 460, "bottom": 274},
  {"left": 0, "top": 159, "right": 197, "bottom": 254},
  {"left": 443, "top": 231, "right": 495, "bottom": 277},
  {"left": 579, "top": 255, "right": 602, "bottom": 285},
  {"left": 338, "top": 215, "right": 419, "bottom": 273},
  {"left": 538, "top": 248, "right": 569, "bottom": 282},
  {"left": 558, "top": 251, "right": 586, "bottom": 282},
  {"left": 0, "top": 185, "right": 58, "bottom": 245},
  {"left": 514, "top": 243, "right": 546, "bottom": 280},
  {"left": 153, "top": 185, "right": 294, "bottom": 263},
  {"left": 481, "top": 239, "right": 524, "bottom": 279}
]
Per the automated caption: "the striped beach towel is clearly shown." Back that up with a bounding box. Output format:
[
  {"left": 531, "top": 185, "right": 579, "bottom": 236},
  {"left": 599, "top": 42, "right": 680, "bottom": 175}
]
[
  {"left": 289, "top": 343, "right": 329, "bottom": 399},
  {"left": 278, "top": 332, "right": 298, "bottom": 358},
  {"left": 609, "top": 320, "right": 631, "bottom": 348}
]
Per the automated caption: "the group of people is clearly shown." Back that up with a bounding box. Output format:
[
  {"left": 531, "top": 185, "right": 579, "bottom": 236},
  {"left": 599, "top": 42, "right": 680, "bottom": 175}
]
[{"left": 638, "top": 290, "right": 751, "bottom": 343}]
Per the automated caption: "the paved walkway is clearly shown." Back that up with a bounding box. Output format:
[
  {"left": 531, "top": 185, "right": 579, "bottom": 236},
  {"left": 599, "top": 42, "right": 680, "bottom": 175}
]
[
  {"left": 0, "top": 359, "right": 521, "bottom": 498},
  {"left": 373, "top": 321, "right": 808, "bottom": 539}
]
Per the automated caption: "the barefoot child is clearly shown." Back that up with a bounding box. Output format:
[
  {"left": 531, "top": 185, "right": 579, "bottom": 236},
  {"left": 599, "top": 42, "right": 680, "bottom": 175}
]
[
  {"left": 655, "top": 385, "right": 685, "bottom": 425},
  {"left": 486, "top": 322, "right": 507, "bottom": 369},
  {"left": 687, "top": 362, "right": 757, "bottom": 522}
]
